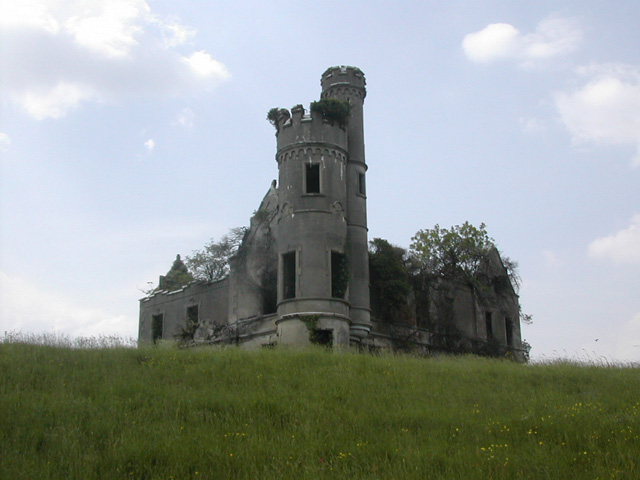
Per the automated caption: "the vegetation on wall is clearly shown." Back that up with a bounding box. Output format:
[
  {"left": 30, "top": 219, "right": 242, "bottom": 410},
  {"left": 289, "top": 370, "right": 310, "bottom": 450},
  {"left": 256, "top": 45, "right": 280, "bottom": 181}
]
[
  {"left": 266, "top": 107, "right": 290, "bottom": 133},
  {"left": 310, "top": 98, "right": 351, "bottom": 128},
  {"left": 409, "top": 222, "right": 522, "bottom": 297},
  {"left": 369, "top": 222, "right": 531, "bottom": 358},
  {"left": 157, "top": 254, "right": 193, "bottom": 292},
  {"left": 409, "top": 222, "right": 497, "bottom": 281},
  {"left": 368, "top": 238, "right": 411, "bottom": 323}
]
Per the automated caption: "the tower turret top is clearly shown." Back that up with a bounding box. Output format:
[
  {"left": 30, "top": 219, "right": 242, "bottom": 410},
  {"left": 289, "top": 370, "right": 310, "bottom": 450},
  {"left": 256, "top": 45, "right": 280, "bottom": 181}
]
[{"left": 321, "top": 66, "right": 366, "bottom": 98}]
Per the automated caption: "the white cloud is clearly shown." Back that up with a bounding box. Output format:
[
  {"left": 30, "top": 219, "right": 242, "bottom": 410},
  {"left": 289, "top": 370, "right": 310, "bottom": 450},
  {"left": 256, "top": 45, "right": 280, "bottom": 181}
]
[
  {"left": 183, "top": 50, "right": 229, "bottom": 79},
  {"left": 158, "top": 20, "right": 196, "bottom": 48},
  {"left": 64, "top": 0, "right": 148, "bottom": 58},
  {"left": 0, "top": 0, "right": 230, "bottom": 120},
  {"left": 588, "top": 214, "right": 640, "bottom": 264},
  {"left": 174, "top": 107, "right": 195, "bottom": 128},
  {"left": 462, "top": 23, "right": 520, "bottom": 63},
  {"left": 18, "top": 82, "right": 100, "bottom": 120},
  {"left": 555, "top": 64, "right": 640, "bottom": 167},
  {"left": 144, "top": 138, "right": 155, "bottom": 152},
  {"left": 0, "top": 271, "right": 136, "bottom": 338},
  {"left": 463, "top": 16, "right": 581, "bottom": 66},
  {"left": 0, "top": 132, "right": 11, "bottom": 151}
]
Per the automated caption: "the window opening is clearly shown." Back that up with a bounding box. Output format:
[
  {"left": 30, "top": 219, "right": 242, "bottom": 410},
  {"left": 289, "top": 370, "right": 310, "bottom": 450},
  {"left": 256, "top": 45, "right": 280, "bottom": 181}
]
[
  {"left": 485, "top": 312, "right": 493, "bottom": 340},
  {"left": 282, "top": 251, "right": 296, "bottom": 300},
  {"left": 311, "top": 329, "right": 333, "bottom": 348},
  {"left": 187, "top": 305, "right": 199, "bottom": 324},
  {"left": 505, "top": 317, "right": 513, "bottom": 346},
  {"left": 358, "top": 173, "right": 366, "bottom": 195},
  {"left": 151, "top": 314, "right": 164, "bottom": 344},
  {"left": 305, "top": 163, "right": 320, "bottom": 194},
  {"left": 331, "top": 251, "right": 348, "bottom": 299}
]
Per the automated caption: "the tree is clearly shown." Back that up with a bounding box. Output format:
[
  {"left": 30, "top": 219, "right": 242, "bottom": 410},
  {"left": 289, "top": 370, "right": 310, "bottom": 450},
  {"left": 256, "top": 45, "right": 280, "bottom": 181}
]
[
  {"left": 409, "top": 222, "right": 497, "bottom": 281},
  {"left": 369, "top": 238, "right": 411, "bottom": 323},
  {"left": 409, "top": 222, "right": 531, "bottom": 327},
  {"left": 158, "top": 254, "right": 193, "bottom": 292},
  {"left": 185, "top": 227, "right": 247, "bottom": 282}
]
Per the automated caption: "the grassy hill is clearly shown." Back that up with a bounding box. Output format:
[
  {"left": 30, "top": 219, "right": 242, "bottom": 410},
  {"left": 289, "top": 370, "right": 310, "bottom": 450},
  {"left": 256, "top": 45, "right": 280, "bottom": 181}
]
[{"left": 1, "top": 341, "right": 639, "bottom": 479}]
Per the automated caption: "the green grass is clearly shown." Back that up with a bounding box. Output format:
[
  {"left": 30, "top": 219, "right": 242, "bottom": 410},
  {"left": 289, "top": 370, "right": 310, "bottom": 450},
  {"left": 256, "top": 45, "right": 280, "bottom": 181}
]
[{"left": 1, "top": 341, "right": 639, "bottom": 479}]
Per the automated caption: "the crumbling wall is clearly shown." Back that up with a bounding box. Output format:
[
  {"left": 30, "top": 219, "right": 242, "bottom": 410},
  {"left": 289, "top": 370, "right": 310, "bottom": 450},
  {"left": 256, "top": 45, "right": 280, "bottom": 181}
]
[
  {"left": 138, "top": 279, "right": 229, "bottom": 343},
  {"left": 228, "top": 182, "right": 278, "bottom": 323}
]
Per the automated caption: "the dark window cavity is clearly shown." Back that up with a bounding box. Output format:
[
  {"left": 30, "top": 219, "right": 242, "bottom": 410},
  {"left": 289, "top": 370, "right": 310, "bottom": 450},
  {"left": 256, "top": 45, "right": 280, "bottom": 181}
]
[
  {"left": 187, "top": 305, "right": 199, "bottom": 324},
  {"left": 358, "top": 173, "right": 366, "bottom": 195},
  {"left": 485, "top": 312, "right": 493, "bottom": 340},
  {"left": 505, "top": 317, "right": 513, "bottom": 346},
  {"left": 151, "top": 314, "right": 164, "bottom": 344},
  {"left": 282, "top": 251, "right": 296, "bottom": 300},
  {"left": 331, "top": 251, "right": 348, "bottom": 299},
  {"left": 305, "top": 163, "right": 320, "bottom": 194},
  {"left": 311, "top": 329, "right": 333, "bottom": 347}
]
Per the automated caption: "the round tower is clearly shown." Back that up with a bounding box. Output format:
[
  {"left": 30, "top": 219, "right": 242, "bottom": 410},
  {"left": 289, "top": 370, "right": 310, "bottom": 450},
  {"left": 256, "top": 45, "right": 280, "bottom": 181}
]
[
  {"left": 273, "top": 104, "right": 352, "bottom": 347},
  {"left": 321, "top": 66, "right": 371, "bottom": 342}
]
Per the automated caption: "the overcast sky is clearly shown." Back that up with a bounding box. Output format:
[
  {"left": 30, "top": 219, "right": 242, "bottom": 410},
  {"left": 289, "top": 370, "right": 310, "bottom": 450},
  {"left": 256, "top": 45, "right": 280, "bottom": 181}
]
[{"left": 1, "top": 0, "right": 639, "bottom": 362}]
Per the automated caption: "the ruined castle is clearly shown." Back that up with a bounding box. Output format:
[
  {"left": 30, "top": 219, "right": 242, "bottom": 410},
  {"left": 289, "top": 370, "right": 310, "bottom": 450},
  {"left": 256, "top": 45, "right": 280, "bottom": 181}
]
[{"left": 139, "top": 66, "right": 524, "bottom": 357}]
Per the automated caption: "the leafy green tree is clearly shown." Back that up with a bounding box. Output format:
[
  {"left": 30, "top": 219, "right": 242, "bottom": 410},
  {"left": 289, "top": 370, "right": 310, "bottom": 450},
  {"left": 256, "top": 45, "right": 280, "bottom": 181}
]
[
  {"left": 185, "top": 227, "right": 247, "bottom": 282},
  {"left": 409, "top": 222, "right": 497, "bottom": 281},
  {"left": 369, "top": 238, "right": 411, "bottom": 323},
  {"left": 158, "top": 254, "right": 193, "bottom": 292},
  {"left": 409, "top": 222, "right": 530, "bottom": 327}
]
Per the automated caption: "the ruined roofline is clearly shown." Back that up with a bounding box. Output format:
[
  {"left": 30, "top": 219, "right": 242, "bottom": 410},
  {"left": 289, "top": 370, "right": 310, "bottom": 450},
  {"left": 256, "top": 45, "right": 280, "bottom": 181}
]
[
  {"left": 271, "top": 104, "right": 350, "bottom": 134},
  {"left": 139, "top": 277, "right": 228, "bottom": 302}
]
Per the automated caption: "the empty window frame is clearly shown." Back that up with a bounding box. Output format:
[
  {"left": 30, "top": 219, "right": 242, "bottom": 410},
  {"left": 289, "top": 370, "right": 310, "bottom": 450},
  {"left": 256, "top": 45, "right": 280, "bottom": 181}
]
[
  {"left": 358, "top": 173, "right": 366, "bottom": 196},
  {"left": 505, "top": 317, "right": 513, "bottom": 346},
  {"left": 186, "top": 305, "right": 199, "bottom": 325},
  {"left": 485, "top": 311, "right": 493, "bottom": 341},
  {"left": 151, "top": 314, "right": 164, "bottom": 344},
  {"left": 331, "top": 251, "right": 348, "bottom": 299},
  {"left": 311, "top": 329, "right": 333, "bottom": 347},
  {"left": 305, "top": 163, "right": 321, "bottom": 194},
  {"left": 282, "top": 251, "right": 296, "bottom": 300}
]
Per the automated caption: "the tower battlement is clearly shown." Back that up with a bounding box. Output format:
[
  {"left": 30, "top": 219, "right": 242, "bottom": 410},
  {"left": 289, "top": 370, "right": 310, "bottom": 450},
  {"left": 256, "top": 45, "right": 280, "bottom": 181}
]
[
  {"left": 321, "top": 65, "right": 366, "bottom": 101},
  {"left": 275, "top": 104, "right": 347, "bottom": 155}
]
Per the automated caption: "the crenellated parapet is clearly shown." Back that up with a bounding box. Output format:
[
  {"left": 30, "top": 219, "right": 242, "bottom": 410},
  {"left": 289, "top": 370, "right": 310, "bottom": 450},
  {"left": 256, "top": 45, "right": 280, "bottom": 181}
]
[
  {"left": 275, "top": 104, "right": 348, "bottom": 158},
  {"left": 320, "top": 65, "right": 366, "bottom": 102}
]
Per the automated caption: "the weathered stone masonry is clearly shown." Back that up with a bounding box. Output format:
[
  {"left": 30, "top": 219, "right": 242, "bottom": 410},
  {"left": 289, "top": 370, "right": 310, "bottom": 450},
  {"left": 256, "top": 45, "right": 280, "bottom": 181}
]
[{"left": 139, "top": 66, "right": 524, "bottom": 358}]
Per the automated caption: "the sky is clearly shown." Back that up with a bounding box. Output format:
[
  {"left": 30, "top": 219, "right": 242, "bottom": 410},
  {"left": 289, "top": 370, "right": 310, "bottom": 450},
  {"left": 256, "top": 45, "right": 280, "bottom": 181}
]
[{"left": 1, "top": 0, "right": 639, "bottom": 363}]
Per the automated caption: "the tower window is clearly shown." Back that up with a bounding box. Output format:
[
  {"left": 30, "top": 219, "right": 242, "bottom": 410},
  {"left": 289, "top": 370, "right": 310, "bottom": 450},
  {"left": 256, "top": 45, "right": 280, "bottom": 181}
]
[
  {"left": 151, "top": 314, "right": 164, "bottom": 344},
  {"left": 305, "top": 163, "right": 320, "bottom": 194},
  {"left": 485, "top": 312, "right": 493, "bottom": 340},
  {"left": 331, "top": 251, "right": 348, "bottom": 299},
  {"left": 282, "top": 251, "right": 296, "bottom": 300},
  {"left": 358, "top": 173, "right": 366, "bottom": 196}
]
